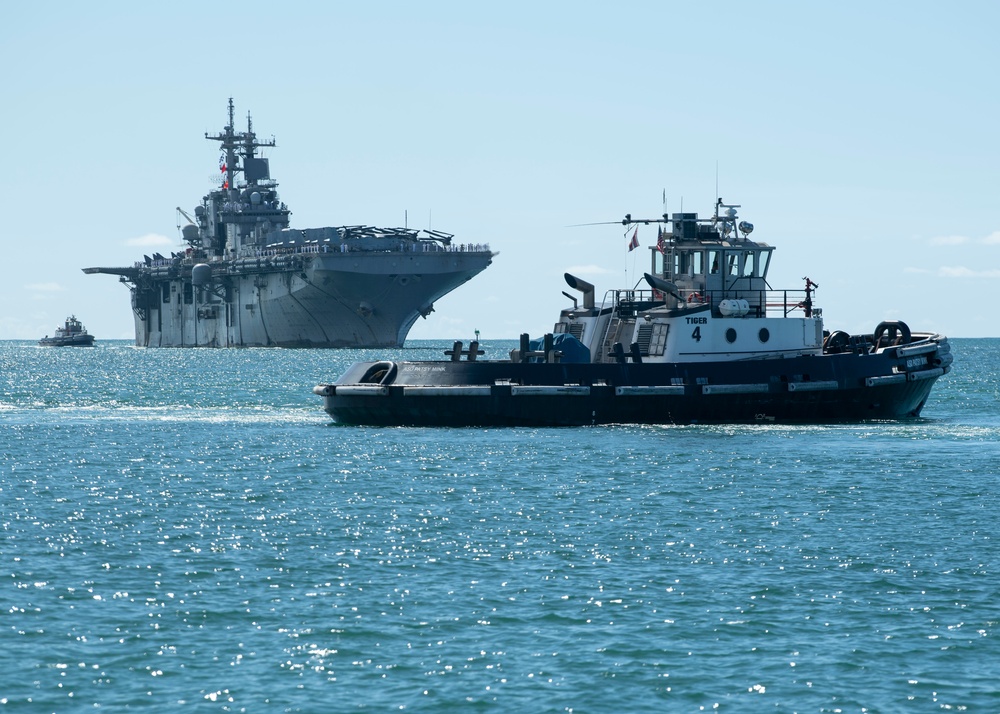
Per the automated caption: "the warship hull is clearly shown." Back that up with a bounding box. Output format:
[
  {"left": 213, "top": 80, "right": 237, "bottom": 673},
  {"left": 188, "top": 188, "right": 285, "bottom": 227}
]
[{"left": 128, "top": 248, "right": 492, "bottom": 348}]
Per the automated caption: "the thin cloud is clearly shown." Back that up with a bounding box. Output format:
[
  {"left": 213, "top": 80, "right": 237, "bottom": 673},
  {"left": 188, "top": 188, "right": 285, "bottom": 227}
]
[
  {"left": 928, "top": 235, "right": 969, "bottom": 246},
  {"left": 26, "top": 282, "right": 65, "bottom": 292},
  {"left": 927, "top": 231, "right": 1000, "bottom": 246},
  {"left": 125, "top": 233, "right": 174, "bottom": 247},
  {"left": 563, "top": 264, "right": 613, "bottom": 276},
  {"left": 938, "top": 266, "right": 1000, "bottom": 278}
]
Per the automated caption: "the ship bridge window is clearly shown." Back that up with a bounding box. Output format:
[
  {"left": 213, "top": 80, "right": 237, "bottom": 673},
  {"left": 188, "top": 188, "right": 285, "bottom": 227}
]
[
  {"left": 672, "top": 252, "right": 690, "bottom": 277},
  {"left": 759, "top": 250, "right": 772, "bottom": 278},
  {"left": 709, "top": 250, "right": 721, "bottom": 274},
  {"left": 183, "top": 283, "right": 193, "bottom": 305},
  {"left": 162, "top": 283, "right": 171, "bottom": 304},
  {"left": 724, "top": 251, "right": 756, "bottom": 277},
  {"left": 692, "top": 250, "right": 705, "bottom": 275}
]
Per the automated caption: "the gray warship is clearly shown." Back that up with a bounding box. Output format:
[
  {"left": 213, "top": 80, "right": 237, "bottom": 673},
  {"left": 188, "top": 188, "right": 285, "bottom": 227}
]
[{"left": 84, "top": 100, "right": 495, "bottom": 347}]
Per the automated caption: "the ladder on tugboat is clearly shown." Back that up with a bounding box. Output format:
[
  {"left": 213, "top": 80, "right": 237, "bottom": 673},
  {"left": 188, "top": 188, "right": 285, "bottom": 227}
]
[{"left": 598, "top": 313, "right": 627, "bottom": 364}]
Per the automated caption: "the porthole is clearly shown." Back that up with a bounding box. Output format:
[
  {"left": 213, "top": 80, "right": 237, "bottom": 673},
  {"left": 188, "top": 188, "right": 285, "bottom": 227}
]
[
  {"left": 725, "top": 328, "right": 737, "bottom": 344},
  {"left": 759, "top": 328, "right": 770, "bottom": 343}
]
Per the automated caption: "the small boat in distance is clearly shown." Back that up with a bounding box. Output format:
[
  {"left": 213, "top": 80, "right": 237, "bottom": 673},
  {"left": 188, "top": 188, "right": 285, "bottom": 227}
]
[
  {"left": 313, "top": 197, "right": 952, "bottom": 426},
  {"left": 39, "top": 316, "right": 96, "bottom": 347}
]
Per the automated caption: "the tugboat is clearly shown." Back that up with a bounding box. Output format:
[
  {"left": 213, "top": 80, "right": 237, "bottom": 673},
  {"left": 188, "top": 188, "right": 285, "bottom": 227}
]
[
  {"left": 313, "top": 198, "right": 952, "bottom": 426},
  {"left": 83, "top": 99, "right": 495, "bottom": 348},
  {"left": 38, "top": 316, "right": 96, "bottom": 347}
]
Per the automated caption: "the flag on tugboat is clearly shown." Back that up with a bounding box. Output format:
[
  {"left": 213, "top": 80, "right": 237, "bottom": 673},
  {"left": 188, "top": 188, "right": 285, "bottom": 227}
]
[
  {"left": 628, "top": 228, "right": 639, "bottom": 251},
  {"left": 656, "top": 226, "right": 667, "bottom": 254}
]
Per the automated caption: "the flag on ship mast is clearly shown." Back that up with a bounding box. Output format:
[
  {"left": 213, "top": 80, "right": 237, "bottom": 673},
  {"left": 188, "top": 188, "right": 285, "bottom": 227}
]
[{"left": 628, "top": 227, "right": 639, "bottom": 252}]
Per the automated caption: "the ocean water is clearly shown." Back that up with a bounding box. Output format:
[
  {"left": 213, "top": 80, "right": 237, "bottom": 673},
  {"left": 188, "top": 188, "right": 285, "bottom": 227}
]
[{"left": 1, "top": 338, "right": 998, "bottom": 712}]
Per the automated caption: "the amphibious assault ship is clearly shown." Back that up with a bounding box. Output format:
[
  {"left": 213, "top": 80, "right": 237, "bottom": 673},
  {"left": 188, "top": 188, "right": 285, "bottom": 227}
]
[{"left": 84, "top": 100, "right": 495, "bottom": 347}]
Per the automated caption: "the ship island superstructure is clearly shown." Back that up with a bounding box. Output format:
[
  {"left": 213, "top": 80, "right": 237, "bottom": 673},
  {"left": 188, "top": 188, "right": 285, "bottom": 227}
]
[{"left": 84, "top": 99, "right": 495, "bottom": 347}]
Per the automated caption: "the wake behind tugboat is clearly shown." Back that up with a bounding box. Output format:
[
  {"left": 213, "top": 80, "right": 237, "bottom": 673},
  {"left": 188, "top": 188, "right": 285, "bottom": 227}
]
[
  {"left": 84, "top": 99, "right": 495, "bottom": 348},
  {"left": 314, "top": 198, "right": 951, "bottom": 426}
]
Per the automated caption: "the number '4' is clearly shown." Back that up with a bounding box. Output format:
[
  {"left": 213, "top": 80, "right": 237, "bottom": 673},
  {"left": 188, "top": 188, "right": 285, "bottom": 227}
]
[{"left": 691, "top": 326, "right": 702, "bottom": 342}]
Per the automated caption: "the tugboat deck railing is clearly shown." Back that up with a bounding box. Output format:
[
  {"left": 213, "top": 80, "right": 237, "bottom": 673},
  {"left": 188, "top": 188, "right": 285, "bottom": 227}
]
[{"left": 608, "top": 289, "right": 813, "bottom": 318}]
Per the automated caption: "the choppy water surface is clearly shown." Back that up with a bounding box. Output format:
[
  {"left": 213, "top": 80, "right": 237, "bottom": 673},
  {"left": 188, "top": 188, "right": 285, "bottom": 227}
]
[{"left": 2, "top": 339, "right": 998, "bottom": 712}]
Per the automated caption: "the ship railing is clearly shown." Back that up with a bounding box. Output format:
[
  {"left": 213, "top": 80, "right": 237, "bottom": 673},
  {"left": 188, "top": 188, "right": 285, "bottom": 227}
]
[
  {"left": 759, "top": 290, "right": 813, "bottom": 317},
  {"left": 241, "top": 241, "right": 492, "bottom": 258},
  {"left": 605, "top": 288, "right": 814, "bottom": 318}
]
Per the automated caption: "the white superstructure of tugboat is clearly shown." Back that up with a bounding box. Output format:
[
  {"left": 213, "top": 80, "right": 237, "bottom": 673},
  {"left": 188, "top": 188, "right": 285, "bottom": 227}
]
[
  {"left": 84, "top": 99, "right": 495, "bottom": 348},
  {"left": 314, "top": 198, "right": 952, "bottom": 425},
  {"left": 38, "top": 315, "right": 96, "bottom": 347}
]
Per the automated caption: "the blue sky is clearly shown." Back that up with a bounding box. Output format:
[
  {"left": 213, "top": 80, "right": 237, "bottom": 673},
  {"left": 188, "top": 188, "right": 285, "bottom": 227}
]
[{"left": 2, "top": 1, "right": 998, "bottom": 341}]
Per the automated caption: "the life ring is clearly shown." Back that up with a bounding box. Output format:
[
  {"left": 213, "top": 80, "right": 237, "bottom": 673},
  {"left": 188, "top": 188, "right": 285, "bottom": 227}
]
[{"left": 687, "top": 292, "right": 704, "bottom": 303}]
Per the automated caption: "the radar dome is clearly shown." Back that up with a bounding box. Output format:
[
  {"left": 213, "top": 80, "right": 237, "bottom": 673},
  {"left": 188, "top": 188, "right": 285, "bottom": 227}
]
[
  {"left": 182, "top": 224, "right": 199, "bottom": 242},
  {"left": 251, "top": 191, "right": 262, "bottom": 204},
  {"left": 192, "top": 263, "right": 212, "bottom": 286}
]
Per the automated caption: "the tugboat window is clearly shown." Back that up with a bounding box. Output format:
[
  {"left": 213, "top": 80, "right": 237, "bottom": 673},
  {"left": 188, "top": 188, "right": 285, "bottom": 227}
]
[
  {"left": 726, "top": 328, "right": 737, "bottom": 343},
  {"left": 673, "top": 252, "right": 688, "bottom": 277},
  {"left": 759, "top": 328, "right": 770, "bottom": 343},
  {"left": 709, "top": 250, "right": 720, "bottom": 274},
  {"left": 759, "top": 251, "right": 772, "bottom": 277},
  {"left": 692, "top": 251, "right": 705, "bottom": 275},
  {"left": 727, "top": 253, "right": 740, "bottom": 276}
]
